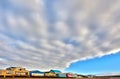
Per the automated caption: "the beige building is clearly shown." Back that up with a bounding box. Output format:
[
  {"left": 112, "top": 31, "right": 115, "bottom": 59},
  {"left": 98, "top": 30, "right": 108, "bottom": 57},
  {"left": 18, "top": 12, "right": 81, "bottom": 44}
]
[
  {"left": 44, "top": 72, "right": 56, "bottom": 77},
  {"left": 0, "top": 67, "right": 30, "bottom": 78},
  {"left": 7, "top": 67, "right": 29, "bottom": 76}
]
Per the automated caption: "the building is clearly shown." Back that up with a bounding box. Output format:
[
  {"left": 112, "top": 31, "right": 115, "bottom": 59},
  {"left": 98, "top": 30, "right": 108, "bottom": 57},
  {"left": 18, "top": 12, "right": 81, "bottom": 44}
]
[
  {"left": 44, "top": 69, "right": 61, "bottom": 77},
  {"left": 50, "top": 70, "right": 61, "bottom": 74},
  {"left": 57, "top": 73, "right": 67, "bottom": 78},
  {"left": 6, "top": 67, "right": 29, "bottom": 77},
  {"left": 0, "top": 69, "right": 14, "bottom": 78},
  {"left": 30, "top": 70, "right": 44, "bottom": 77}
]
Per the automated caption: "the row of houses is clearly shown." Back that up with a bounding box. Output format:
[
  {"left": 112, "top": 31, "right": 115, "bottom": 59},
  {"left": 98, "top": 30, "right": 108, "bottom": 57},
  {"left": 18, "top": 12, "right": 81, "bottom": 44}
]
[{"left": 0, "top": 67, "right": 86, "bottom": 78}]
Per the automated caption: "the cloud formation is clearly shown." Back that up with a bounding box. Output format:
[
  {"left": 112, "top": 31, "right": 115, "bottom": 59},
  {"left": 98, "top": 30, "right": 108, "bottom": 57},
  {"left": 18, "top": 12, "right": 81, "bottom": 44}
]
[{"left": 0, "top": 0, "right": 120, "bottom": 70}]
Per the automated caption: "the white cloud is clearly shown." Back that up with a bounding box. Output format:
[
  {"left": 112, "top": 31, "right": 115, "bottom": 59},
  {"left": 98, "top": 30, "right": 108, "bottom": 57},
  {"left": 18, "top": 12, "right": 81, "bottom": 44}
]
[{"left": 0, "top": 0, "right": 120, "bottom": 70}]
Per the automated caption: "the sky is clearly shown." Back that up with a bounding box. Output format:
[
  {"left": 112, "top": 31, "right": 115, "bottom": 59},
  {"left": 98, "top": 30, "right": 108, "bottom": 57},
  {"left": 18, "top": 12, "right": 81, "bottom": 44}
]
[
  {"left": 0, "top": 0, "right": 120, "bottom": 75},
  {"left": 65, "top": 51, "right": 120, "bottom": 75}
]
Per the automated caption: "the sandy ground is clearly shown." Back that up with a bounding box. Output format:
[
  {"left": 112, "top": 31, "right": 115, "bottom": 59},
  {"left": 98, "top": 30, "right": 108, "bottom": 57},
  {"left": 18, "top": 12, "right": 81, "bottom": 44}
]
[
  {"left": 0, "top": 77, "right": 119, "bottom": 79},
  {"left": 0, "top": 78, "right": 114, "bottom": 79}
]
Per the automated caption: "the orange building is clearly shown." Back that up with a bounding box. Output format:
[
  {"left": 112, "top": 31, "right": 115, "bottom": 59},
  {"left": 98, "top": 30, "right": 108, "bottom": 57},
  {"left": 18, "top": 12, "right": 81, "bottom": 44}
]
[{"left": 0, "top": 69, "right": 14, "bottom": 78}]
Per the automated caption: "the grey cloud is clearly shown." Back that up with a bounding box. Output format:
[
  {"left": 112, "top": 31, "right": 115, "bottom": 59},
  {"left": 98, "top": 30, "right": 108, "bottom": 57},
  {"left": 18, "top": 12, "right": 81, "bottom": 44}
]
[{"left": 0, "top": 0, "right": 120, "bottom": 70}]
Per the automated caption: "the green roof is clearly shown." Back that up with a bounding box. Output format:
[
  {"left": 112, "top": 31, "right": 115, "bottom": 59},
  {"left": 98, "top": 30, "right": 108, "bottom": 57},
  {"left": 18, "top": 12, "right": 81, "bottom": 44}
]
[{"left": 50, "top": 70, "right": 61, "bottom": 73}]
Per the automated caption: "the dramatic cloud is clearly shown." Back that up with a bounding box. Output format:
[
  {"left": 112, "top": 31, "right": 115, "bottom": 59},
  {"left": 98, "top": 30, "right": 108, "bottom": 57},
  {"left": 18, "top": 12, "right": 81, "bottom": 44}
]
[{"left": 0, "top": 0, "right": 120, "bottom": 70}]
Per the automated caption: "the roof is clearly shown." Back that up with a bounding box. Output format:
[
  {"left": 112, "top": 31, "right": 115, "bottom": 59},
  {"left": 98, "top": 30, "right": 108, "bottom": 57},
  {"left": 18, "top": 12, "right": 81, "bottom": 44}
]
[
  {"left": 7, "top": 67, "right": 16, "bottom": 69},
  {"left": 30, "top": 70, "right": 44, "bottom": 73},
  {"left": 50, "top": 70, "right": 61, "bottom": 73},
  {"left": 6, "top": 67, "right": 16, "bottom": 70}
]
